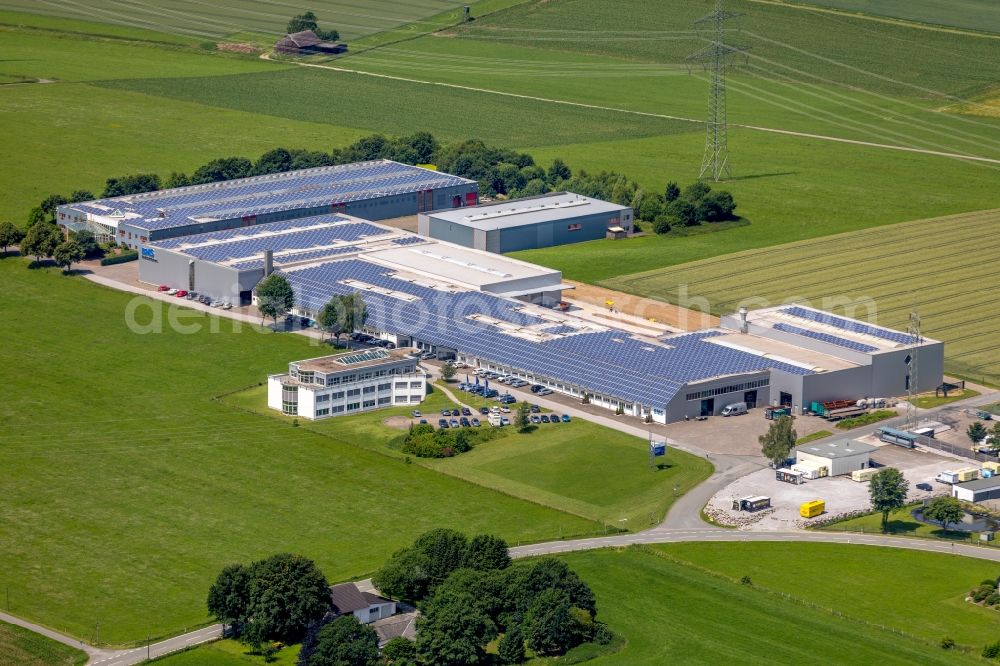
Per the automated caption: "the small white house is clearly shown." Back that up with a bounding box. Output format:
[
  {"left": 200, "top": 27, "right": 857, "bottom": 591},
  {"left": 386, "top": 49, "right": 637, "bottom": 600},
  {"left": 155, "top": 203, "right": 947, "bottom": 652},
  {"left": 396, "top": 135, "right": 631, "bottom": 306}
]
[
  {"left": 329, "top": 582, "right": 396, "bottom": 624},
  {"left": 793, "top": 439, "right": 877, "bottom": 477},
  {"left": 953, "top": 478, "right": 1000, "bottom": 503}
]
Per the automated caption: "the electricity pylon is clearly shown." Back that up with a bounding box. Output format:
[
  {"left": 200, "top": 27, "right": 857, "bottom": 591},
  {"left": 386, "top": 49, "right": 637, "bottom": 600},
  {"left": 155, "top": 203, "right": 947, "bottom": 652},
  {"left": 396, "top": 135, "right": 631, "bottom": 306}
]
[{"left": 686, "top": 0, "right": 749, "bottom": 181}]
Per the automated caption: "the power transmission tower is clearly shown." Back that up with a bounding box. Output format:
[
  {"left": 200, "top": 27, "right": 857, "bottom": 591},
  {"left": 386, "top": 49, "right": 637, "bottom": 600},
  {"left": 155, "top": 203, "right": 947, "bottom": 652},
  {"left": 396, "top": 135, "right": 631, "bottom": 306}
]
[
  {"left": 905, "top": 311, "right": 922, "bottom": 429},
  {"left": 686, "top": 0, "right": 749, "bottom": 181}
]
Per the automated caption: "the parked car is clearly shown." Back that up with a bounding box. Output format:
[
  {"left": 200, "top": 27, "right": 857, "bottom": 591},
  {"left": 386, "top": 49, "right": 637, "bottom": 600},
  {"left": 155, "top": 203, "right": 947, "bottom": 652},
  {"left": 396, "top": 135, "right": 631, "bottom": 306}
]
[
  {"left": 449, "top": 419, "right": 460, "bottom": 428},
  {"left": 419, "top": 419, "right": 428, "bottom": 425},
  {"left": 210, "top": 300, "right": 223, "bottom": 307},
  {"left": 459, "top": 417, "right": 470, "bottom": 427},
  {"left": 166, "top": 288, "right": 178, "bottom": 295},
  {"left": 412, "top": 410, "right": 422, "bottom": 418},
  {"left": 549, "top": 414, "right": 561, "bottom": 424},
  {"left": 157, "top": 285, "right": 169, "bottom": 292},
  {"left": 916, "top": 482, "right": 933, "bottom": 491},
  {"left": 441, "top": 409, "right": 451, "bottom": 416},
  {"left": 175, "top": 290, "right": 188, "bottom": 298},
  {"left": 471, "top": 418, "right": 480, "bottom": 427},
  {"left": 530, "top": 415, "right": 541, "bottom": 424},
  {"left": 500, "top": 406, "right": 511, "bottom": 414},
  {"left": 222, "top": 302, "right": 232, "bottom": 310},
  {"left": 530, "top": 385, "right": 543, "bottom": 393},
  {"left": 561, "top": 414, "right": 571, "bottom": 423},
  {"left": 500, "top": 417, "right": 511, "bottom": 426},
  {"left": 199, "top": 295, "right": 211, "bottom": 304},
  {"left": 451, "top": 408, "right": 460, "bottom": 417},
  {"left": 461, "top": 407, "right": 472, "bottom": 416},
  {"left": 540, "top": 415, "right": 550, "bottom": 423},
  {"left": 438, "top": 419, "right": 449, "bottom": 428},
  {"left": 530, "top": 405, "right": 540, "bottom": 413},
  {"left": 479, "top": 407, "right": 490, "bottom": 415}
]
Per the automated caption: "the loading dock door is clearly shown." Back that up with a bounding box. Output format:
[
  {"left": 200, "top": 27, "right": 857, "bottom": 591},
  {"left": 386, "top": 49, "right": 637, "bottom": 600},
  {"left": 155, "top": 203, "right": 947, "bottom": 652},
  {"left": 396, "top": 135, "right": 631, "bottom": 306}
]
[
  {"left": 779, "top": 392, "right": 793, "bottom": 407},
  {"left": 700, "top": 398, "right": 715, "bottom": 417},
  {"left": 744, "top": 390, "right": 758, "bottom": 408}
]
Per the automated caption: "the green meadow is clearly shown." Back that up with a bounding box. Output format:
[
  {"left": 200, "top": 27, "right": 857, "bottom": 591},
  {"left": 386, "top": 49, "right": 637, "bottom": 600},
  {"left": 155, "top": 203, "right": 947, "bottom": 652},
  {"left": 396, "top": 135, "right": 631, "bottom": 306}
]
[{"left": 0, "top": 621, "right": 86, "bottom": 666}]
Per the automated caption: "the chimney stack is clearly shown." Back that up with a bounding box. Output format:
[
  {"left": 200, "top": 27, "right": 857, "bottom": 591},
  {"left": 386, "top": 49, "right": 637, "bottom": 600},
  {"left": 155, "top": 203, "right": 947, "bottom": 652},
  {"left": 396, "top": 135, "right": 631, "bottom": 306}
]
[
  {"left": 263, "top": 249, "right": 273, "bottom": 276},
  {"left": 739, "top": 306, "right": 748, "bottom": 334}
]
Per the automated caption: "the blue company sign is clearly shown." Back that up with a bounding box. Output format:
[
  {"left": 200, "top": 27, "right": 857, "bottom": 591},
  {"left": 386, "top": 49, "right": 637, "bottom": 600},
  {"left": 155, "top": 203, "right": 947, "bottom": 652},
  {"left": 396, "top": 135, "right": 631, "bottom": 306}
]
[
  {"left": 141, "top": 247, "right": 156, "bottom": 260},
  {"left": 650, "top": 442, "right": 666, "bottom": 457}
]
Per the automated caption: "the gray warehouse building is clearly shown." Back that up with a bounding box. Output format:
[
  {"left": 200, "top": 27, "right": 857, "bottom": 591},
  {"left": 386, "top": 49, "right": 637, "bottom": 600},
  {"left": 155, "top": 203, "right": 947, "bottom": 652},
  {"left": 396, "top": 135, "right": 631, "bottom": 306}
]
[
  {"left": 417, "top": 192, "right": 633, "bottom": 253},
  {"left": 57, "top": 160, "right": 478, "bottom": 249}
]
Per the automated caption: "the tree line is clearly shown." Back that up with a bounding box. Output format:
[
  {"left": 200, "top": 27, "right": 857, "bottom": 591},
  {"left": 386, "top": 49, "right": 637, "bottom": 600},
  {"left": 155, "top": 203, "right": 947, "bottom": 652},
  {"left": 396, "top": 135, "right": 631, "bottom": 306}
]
[
  {"left": 21, "top": 131, "right": 739, "bottom": 241},
  {"left": 206, "top": 529, "right": 615, "bottom": 665}
]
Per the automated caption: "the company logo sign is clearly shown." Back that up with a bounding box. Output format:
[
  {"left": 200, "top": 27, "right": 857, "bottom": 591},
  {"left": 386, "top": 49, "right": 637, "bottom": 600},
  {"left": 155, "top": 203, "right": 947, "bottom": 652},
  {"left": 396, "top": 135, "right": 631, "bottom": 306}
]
[{"left": 141, "top": 247, "right": 156, "bottom": 260}]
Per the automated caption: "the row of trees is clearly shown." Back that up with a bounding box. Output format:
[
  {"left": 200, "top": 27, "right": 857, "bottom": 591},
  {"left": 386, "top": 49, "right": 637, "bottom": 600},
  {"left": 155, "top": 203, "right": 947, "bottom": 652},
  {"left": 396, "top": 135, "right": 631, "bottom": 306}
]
[
  {"left": 968, "top": 420, "right": 1000, "bottom": 446},
  {"left": 287, "top": 11, "right": 339, "bottom": 41},
  {"left": 1, "top": 218, "right": 99, "bottom": 272},
  {"left": 35, "top": 131, "right": 738, "bottom": 238},
  {"left": 372, "top": 529, "right": 608, "bottom": 665}
]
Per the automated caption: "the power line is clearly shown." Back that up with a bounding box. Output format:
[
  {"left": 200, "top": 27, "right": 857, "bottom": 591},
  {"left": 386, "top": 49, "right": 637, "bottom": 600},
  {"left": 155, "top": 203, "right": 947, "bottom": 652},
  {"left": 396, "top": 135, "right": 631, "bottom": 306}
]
[{"left": 686, "top": 0, "right": 750, "bottom": 181}]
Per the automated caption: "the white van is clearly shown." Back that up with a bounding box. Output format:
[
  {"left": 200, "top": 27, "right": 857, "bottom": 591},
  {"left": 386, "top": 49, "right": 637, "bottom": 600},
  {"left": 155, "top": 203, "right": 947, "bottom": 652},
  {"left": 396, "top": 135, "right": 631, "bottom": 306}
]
[{"left": 721, "top": 402, "right": 748, "bottom": 417}]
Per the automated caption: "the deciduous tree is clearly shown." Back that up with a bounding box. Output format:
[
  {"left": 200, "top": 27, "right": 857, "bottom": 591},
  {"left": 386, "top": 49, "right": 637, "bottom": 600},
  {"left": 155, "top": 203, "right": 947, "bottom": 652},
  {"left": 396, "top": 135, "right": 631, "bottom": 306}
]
[
  {"left": 463, "top": 534, "right": 511, "bottom": 572},
  {"left": 923, "top": 496, "right": 964, "bottom": 532},
  {"left": 0, "top": 220, "right": 24, "bottom": 255},
  {"left": 968, "top": 421, "right": 988, "bottom": 443},
  {"left": 759, "top": 415, "right": 796, "bottom": 468},
  {"left": 20, "top": 222, "right": 62, "bottom": 262},
  {"left": 522, "top": 589, "right": 580, "bottom": 656},
  {"left": 516, "top": 401, "right": 531, "bottom": 433},
  {"left": 256, "top": 274, "right": 295, "bottom": 326},
  {"left": 497, "top": 623, "right": 526, "bottom": 664},
  {"left": 207, "top": 563, "right": 250, "bottom": 633},
  {"left": 53, "top": 240, "right": 84, "bottom": 272},
  {"left": 416, "top": 589, "right": 496, "bottom": 666},
  {"left": 380, "top": 637, "right": 417, "bottom": 665},
  {"left": 441, "top": 362, "right": 457, "bottom": 382},
  {"left": 243, "top": 553, "right": 331, "bottom": 646},
  {"left": 305, "top": 615, "right": 379, "bottom": 666},
  {"left": 869, "top": 467, "right": 909, "bottom": 532}
]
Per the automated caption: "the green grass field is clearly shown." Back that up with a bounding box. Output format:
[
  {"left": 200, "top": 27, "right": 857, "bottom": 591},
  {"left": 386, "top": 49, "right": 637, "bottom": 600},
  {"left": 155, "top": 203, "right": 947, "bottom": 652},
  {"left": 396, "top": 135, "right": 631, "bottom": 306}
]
[
  {"left": 0, "top": 0, "right": 473, "bottom": 42},
  {"left": 596, "top": 209, "right": 1000, "bottom": 385},
  {"left": 796, "top": 0, "right": 1000, "bottom": 34},
  {"left": 656, "top": 542, "right": 1000, "bottom": 648},
  {"left": 151, "top": 640, "right": 300, "bottom": 665},
  {"left": 0, "top": 621, "right": 87, "bottom": 666},
  {"left": 0, "top": 259, "right": 608, "bottom": 645},
  {"left": 225, "top": 384, "right": 712, "bottom": 528},
  {"left": 155, "top": 543, "right": 996, "bottom": 663}
]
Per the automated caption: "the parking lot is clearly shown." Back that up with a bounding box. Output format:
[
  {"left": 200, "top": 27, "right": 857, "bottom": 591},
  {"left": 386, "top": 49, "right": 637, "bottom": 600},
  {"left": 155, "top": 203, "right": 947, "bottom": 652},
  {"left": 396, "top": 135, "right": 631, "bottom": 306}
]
[{"left": 705, "top": 438, "right": 955, "bottom": 531}]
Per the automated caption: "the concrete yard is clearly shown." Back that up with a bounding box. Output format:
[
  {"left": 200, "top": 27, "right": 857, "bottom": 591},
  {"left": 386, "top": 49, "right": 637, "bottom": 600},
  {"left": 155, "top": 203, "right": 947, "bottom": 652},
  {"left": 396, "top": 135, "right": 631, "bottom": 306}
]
[{"left": 706, "top": 439, "right": 955, "bottom": 531}]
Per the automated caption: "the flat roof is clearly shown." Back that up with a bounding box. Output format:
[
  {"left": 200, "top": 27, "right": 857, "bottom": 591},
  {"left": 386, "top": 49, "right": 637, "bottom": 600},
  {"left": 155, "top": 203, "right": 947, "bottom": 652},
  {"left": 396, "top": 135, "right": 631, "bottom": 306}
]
[
  {"left": 795, "top": 439, "right": 878, "bottom": 459},
  {"left": 65, "top": 160, "right": 475, "bottom": 232},
  {"left": 282, "top": 259, "right": 815, "bottom": 408},
  {"left": 363, "top": 243, "right": 560, "bottom": 288},
  {"left": 708, "top": 332, "right": 858, "bottom": 373},
  {"left": 147, "top": 214, "right": 408, "bottom": 270},
  {"left": 748, "top": 304, "right": 936, "bottom": 351},
  {"left": 425, "top": 192, "right": 628, "bottom": 230},
  {"left": 295, "top": 347, "right": 417, "bottom": 373},
  {"left": 956, "top": 478, "right": 1000, "bottom": 491}
]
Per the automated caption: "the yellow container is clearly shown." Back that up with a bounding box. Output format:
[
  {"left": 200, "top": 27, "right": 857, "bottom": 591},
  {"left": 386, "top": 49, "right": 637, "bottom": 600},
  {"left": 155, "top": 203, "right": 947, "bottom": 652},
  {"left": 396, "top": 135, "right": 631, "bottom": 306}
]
[
  {"left": 983, "top": 462, "right": 1000, "bottom": 474},
  {"left": 800, "top": 500, "right": 825, "bottom": 518},
  {"left": 957, "top": 468, "right": 980, "bottom": 482}
]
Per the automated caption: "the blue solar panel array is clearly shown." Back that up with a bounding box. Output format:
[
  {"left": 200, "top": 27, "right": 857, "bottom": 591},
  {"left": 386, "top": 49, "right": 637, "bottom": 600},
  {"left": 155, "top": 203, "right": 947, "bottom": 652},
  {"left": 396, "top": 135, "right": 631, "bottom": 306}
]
[
  {"left": 152, "top": 219, "right": 392, "bottom": 265},
  {"left": 282, "top": 259, "right": 813, "bottom": 407},
  {"left": 781, "top": 306, "right": 917, "bottom": 344},
  {"left": 772, "top": 323, "right": 879, "bottom": 353},
  {"left": 230, "top": 246, "right": 360, "bottom": 271},
  {"left": 153, "top": 216, "right": 345, "bottom": 249},
  {"left": 69, "top": 161, "right": 475, "bottom": 232},
  {"left": 391, "top": 236, "right": 427, "bottom": 246},
  {"left": 544, "top": 325, "right": 578, "bottom": 335}
]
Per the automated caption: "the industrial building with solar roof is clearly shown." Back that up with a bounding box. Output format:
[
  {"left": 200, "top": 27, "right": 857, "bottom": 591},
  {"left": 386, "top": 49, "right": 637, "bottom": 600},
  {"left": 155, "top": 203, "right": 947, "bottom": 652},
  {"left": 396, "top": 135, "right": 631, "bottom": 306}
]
[{"left": 56, "top": 160, "right": 478, "bottom": 249}]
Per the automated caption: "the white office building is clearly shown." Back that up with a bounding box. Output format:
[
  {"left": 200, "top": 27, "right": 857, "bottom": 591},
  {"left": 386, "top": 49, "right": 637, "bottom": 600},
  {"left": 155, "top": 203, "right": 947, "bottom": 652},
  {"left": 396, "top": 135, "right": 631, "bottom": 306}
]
[{"left": 267, "top": 348, "right": 426, "bottom": 420}]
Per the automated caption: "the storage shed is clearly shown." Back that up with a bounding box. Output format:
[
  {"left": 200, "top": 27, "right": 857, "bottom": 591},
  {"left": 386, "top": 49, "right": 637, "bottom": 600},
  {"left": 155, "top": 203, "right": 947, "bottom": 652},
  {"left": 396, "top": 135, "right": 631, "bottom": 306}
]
[
  {"left": 953, "top": 478, "right": 1000, "bottom": 503},
  {"left": 794, "top": 439, "right": 877, "bottom": 476}
]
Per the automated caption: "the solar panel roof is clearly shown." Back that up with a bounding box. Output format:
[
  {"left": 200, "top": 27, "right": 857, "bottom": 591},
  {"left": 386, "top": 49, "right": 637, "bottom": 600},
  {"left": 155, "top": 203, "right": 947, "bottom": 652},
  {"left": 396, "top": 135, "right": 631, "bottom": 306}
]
[
  {"left": 68, "top": 161, "right": 475, "bottom": 232},
  {"left": 281, "top": 259, "right": 814, "bottom": 407},
  {"left": 149, "top": 215, "right": 394, "bottom": 267},
  {"left": 781, "top": 306, "right": 918, "bottom": 345},
  {"left": 772, "top": 323, "right": 879, "bottom": 354}
]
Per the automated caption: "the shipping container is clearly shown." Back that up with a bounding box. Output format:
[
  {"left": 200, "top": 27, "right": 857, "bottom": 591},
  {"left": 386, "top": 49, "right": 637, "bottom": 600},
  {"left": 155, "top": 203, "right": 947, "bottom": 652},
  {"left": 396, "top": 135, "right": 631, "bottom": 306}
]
[
  {"left": 800, "top": 500, "right": 825, "bottom": 518},
  {"left": 851, "top": 468, "right": 878, "bottom": 482},
  {"left": 956, "top": 468, "right": 980, "bottom": 482}
]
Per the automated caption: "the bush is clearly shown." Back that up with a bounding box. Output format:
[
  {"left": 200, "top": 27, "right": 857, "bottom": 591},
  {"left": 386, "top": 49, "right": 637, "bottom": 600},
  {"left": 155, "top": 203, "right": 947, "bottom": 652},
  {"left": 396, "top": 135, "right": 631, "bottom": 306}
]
[
  {"left": 987, "top": 592, "right": 1000, "bottom": 606},
  {"left": 983, "top": 641, "right": 1000, "bottom": 659},
  {"left": 940, "top": 637, "right": 955, "bottom": 649},
  {"left": 974, "top": 584, "right": 994, "bottom": 603},
  {"left": 99, "top": 251, "right": 138, "bottom": 266}
]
